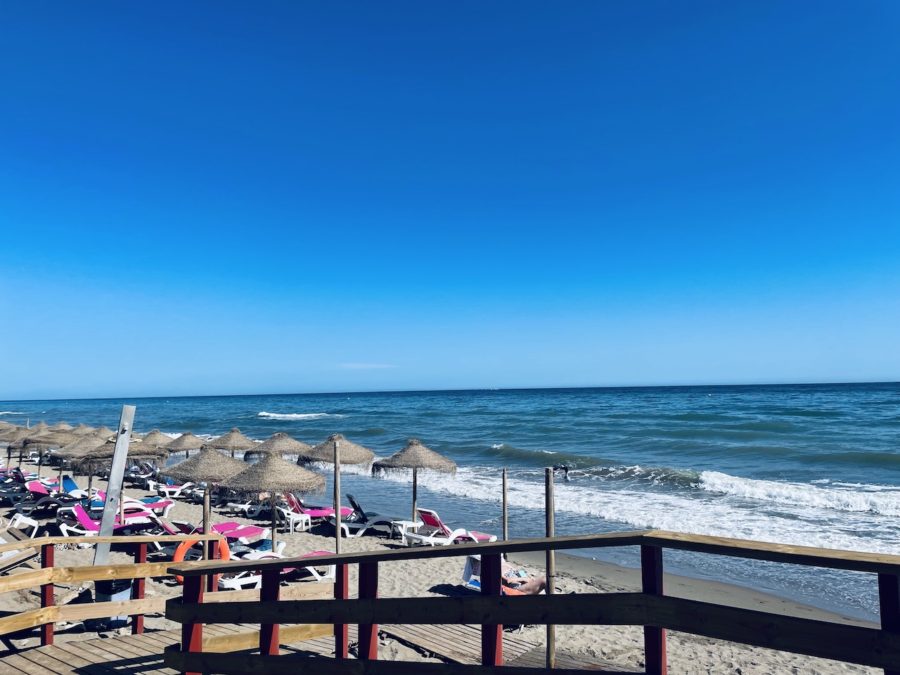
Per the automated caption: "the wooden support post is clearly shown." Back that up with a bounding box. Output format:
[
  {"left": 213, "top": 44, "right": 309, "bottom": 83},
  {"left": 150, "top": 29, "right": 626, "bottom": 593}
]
[
  {"left": 545, "top": 467, "right": 556, "bottom": 669},
  {"left": 131, "top": 542, "right": 147, "bottom": 635},
  {"left": 412, "top": 467, "right": 418, "bottom": 523},
  {"left": 502, "top": 468, "right": 509, "bottom": 541},
  {"left": 259, "top": 569, "right": 281, "bottom": 656},
  {"left": 878, "top": 573, "right": 900, "bottom": 675},
  {"left": 641, "top": 545, "right": 667, "bottom": 675},
  {"left": 480, "top": 553, "right": 503, "bottom": 666},
  {"left": 181, "top": 574, "right": 205, "bottom": 675},
  {"left": 359, "top": 561, "right": 379, "bottom": 660},
  {"left": 334, "top": 442, "right": 342, "bottom": 556},
  {"left": 335, "top": 563, "right": 349, "bottom": 659},
  {"left": 206, "top": 536, "right": 219, "bottom": 593},
  {"left": 40, "top": 543, "right": 54, "bottom": 646}
]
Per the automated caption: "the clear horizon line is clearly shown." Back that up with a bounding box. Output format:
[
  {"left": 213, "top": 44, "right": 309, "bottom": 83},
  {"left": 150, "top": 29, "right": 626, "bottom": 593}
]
[{"left": 1, "top": 379, "right": 898, "bottom": 404}]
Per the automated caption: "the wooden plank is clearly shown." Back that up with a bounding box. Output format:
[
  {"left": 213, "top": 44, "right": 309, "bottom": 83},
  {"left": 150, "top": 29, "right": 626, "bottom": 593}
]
[
  {"left": 202, "top": 582, "right": 333, "bottom": 604},
  {"left": 202, "top": 624, "right": 332, "bottom": 653},
  {"left": 47, "top": 640, "right": 120, "bottom": 673},
  {"left": 166, "top": 592, "right": 652, "bottom": 627},
  {"left": 15, "top": 647, "right": 86, "bottom": 674},
  {"left": 0, "top": 568, "right": 52, "bottom": 594},
  {"left": 170, "top": 531, "right": 653, "bottom": 577},
  {"left": 166, "top": 592, "right": 900, "bottom": 669},
  {"left": 0, "top": 607, "right": 57, "bottom": 637},
  {"left": 163, "top": 645, "right": 618, "bottom": 675},
  {"left": 0, "top": 653, "right": 42, "bottom": 674},
  {"left": 50, "top": 560, "right": 173, "bottom": 584},
  {"left": 55, "top": 595, "right": 165, "bottom": 623},
  {"left": 0, "top": 533, "right": 224, "bottom": 556},
  {"left": 381, "top": 623, "right": 534, "bottom": 665},
  {"left": 170, "top": 528, "right": 900, "bottom": 579}
]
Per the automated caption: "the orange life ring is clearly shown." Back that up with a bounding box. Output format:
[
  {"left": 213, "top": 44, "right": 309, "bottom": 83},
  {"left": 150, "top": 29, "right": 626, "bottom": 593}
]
[{"left": 173, "top": 538, "right": 230, "bottom": 585}]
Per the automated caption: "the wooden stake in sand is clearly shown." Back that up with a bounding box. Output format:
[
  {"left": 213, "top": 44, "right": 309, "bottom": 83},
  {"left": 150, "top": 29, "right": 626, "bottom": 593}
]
[
  {"left": 545, "top": 466, "right": 556, "bottom": 669},
  {"left": 502, "top": 468, "right": 509, "bottom": 541},
  {"left": 334, "top": 442, "right": 342, "bottom": 555}
]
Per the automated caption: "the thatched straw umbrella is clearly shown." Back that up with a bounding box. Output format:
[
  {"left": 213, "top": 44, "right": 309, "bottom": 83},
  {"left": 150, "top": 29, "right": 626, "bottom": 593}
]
[
  {"left": 93, "top": 426, "right": 116, "bottom": 440},
  {"left": 166, "top": 432, "right": 205, "bottom": 457},
  {"left": 305, "top": 434, "right": 374, "bottom": 554},
  {"left": 29, "top": 422, "right": 49, "bottom": 434},
  {"left": 373, "top": 439, "right": 456, "bottom": 522},
  {"left": 165, "top": 448, "right": 247, "bottom": 557},
  {"left": 0, "top": 421, "right": 16, "bottom": 432},
  {"left": 71, "top": 424, "right": 96, "bottom": 436},
  {"left": 23, "top": 430, "right": 80, "bottom": 478},
  {"left": 206, "top": 428, "right": 256, "bottom": 458},
  {"left": 139, "top": 429, "right": 171, "bottom": 448},
  {"left": 248, "top": 432, "right": 311, "bottom": 458},
  {"left": 0, "top": 425, "right": 27, "bottom": 443},
  {"left": 55, "top": 434, "right": 108, "bottom": 487},
  {"left": 224, "top": 454, "right": 325, "bottom": 549}
]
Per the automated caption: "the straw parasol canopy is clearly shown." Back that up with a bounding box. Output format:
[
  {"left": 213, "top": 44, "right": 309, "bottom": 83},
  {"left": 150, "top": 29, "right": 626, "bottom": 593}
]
[
  {"left": 71, "top": 423, "right": 96, "bottom": 436},
  {"left": 0, "top": 421, "right": 16, "bottom": 431},
  {"left": 165, "top": 447, "right": 247, "bottom": 485},
  {"left": 373, "top": 439, "right": 456, "bottom": 522},
  {"left": 304, "top": 434, "right": 375, "bottom": 465},
  {"left": 224, "top": 454, "right": 325, "bottom": 548},
  {"left": 56, "top": 434, "right": 108, "bottom": 460},
  {"left": 248, "top": 432, "right": 312, "bottom": 457},
  {"left": 0, "top": 426, "right": 28, "bottom": 443},
  {"left": 166, "top": 432, "right": 205, "bottom": 454},
  {"left": 78, "top": 440, "right": 168, "bottom": 464},
  {"left": 30, "top": 422, "right": 50, "bottom": 434},
  {"left": 206, "top": 428, "right": 256, "bottom": 456},
  {"left": 373, "top": 439, "right": 456, "bottom": 474},
  {"left": 25, "top": 429, "right": 81, "bottom": 450},
  {"left": 140, "top": 430, "right": 171, "bottom": 448}
]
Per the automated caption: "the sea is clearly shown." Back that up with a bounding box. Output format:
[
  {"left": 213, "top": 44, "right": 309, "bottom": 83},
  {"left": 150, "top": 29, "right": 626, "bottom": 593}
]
[{"left": 2, "top": 383, "right": 898, "bottom": 621}]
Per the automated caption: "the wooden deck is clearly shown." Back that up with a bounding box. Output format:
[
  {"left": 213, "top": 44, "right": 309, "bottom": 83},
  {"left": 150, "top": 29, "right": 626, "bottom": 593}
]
[{"left": 0, "top": 623, "right": 629, "bottom": 674}]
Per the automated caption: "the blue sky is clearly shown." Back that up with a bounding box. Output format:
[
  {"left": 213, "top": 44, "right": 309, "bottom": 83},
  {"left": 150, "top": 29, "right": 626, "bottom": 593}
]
[{"left": 1, "top": 1, "right": 899, "bottom": 399}]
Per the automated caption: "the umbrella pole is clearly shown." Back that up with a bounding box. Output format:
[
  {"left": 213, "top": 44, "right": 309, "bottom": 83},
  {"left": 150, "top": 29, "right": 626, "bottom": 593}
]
[
  {"left": 271, "top": 494, "right": 278, "bottom": 551},
  {"left": 411, "top": 467, "right": 418, "bottom": 523},
  {"left": 203, "top": 488, "right": 211, "bottom": 560},
  {"left": 334, "top": 443, "right": 341, "bottom": 555}
]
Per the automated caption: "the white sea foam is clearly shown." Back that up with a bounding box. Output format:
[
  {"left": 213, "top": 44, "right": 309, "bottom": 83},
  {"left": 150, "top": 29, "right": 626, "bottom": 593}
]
[
  {"left": 0, "top": 411, "right": 25, "bottom": 415},
  {"left": 699, "top": 470, "right": 900, "bottom": 516},
  {"left": 257, "top": 412, "right": 344, "bottom": 421},
  {"left": 376, "top": 466, "right": 900, "bottom": 555}
]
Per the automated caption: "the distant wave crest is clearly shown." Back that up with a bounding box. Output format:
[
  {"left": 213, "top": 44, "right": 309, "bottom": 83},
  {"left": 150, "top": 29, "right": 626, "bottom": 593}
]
[
  {"left": 0, "top": 411, "right": 25, "bottom": 416},
  {"left": 700, "top": 470, "right": 900, "bottom": 516},
  {"left": 258, "top": 411, "right": 344, "bottom": 421}
]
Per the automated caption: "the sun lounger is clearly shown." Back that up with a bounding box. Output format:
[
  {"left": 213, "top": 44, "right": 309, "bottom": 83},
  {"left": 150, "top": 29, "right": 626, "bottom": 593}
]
[
  {"left": 217, "top": 550, "right": 335, "bottom": 590},
  {"left": 57, "top": 504, "right": 153, "bottom": 537},
  {"left": 328, "top": 494, "right": 399, "bottom": 539},
  {"left": 284, "top": 492, "right": 352, "bottom": 521},
  {"left": 157, "top": 481, "right": 194, "bottom": 499},
  {"left": 276, "top": 506, "right": 312, "bottom": 533},
  {"left": 404, "top": 508, "right": 497, "bottom": 547}
]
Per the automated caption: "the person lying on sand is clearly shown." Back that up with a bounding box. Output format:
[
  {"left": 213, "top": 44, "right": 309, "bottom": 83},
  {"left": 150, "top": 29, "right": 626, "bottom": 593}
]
[{"left": 501, "top": 559, "right": 546, "bottom": 595}]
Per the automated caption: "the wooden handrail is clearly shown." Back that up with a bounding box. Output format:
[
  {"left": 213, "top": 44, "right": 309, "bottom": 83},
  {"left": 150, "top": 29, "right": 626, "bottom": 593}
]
[
  {"left": 0, "top": 532, "right": 224, "bottom": 555},
  {"left": 168, "top": 529, "right": 900, "bottom": 577}
]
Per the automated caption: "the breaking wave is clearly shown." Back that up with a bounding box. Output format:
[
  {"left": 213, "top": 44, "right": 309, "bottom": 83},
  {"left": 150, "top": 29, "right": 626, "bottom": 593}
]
[{"left": 257, "top": 412, "right": 345, "bottom": 421}]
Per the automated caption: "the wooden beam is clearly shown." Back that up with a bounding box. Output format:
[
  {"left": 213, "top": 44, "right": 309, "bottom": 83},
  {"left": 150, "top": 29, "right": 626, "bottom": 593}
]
[
  {"left": 165, "top": 593, "right": 900, "bottom": 669},
  {"left": 163, "top": 645, "right": 633, "bottom": 675},
  {"left": 201, "top": 582, "right": 334, "bottom": 604},
  {"left": 55, "top": 596, "right": 166, "bottom": 623},
  {"left": 40, "top": 543, "right": 54, "bottom": 646},
  {"left": 358, "top": 561, "right": 378, "bottom": 661},
  {"left": 50, "top": 560, "right": 173, "bottom": 584},
  {"left": 202, "top": 623, "right": 332, "bottom": 653},
  {"left": 170, "top": 529, "right": 900, "bottom": 579},
  {"left": 641, "top": 545, "right": 666, "bottom": 675},
  {"left": 0, "top": 567, "right": 53, "bottom": 593}
]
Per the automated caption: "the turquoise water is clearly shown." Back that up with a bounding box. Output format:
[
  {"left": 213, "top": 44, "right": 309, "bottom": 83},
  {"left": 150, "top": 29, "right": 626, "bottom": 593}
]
[{"left": 2, "top": 383, "right": 898, "bottom": 619}]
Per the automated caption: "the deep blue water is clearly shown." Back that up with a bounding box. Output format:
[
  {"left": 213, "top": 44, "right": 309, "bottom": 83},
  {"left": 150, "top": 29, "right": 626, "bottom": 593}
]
[{"left": 2, "top": 383, "right": 899, "bottom": 620}]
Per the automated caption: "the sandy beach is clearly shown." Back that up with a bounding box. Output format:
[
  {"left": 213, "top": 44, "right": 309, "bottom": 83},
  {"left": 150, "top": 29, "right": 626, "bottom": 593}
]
[{"left": 0, "top": 483, "right": 879, "bottom": 674}]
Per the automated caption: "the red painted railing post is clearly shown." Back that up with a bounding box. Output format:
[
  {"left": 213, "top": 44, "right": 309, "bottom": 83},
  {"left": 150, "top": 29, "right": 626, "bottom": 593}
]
[
  {"left": 335, "top": 563, "right": 349, "bottom": 659},
  {"left": 40, "top": 543, "right": 54, "bottom": 646},
  {"left": 358, "top": 561, "right": 379, "bottom": 660},
  {"left": 878, "top": 573, "right": 900, "bottom": 675},
  {"left": 259, "top": 569, "right": 281, "bottom": 656},
  {"left": 131, "top": 542, "right": 147, "bottom": 635},
  {"left": 480, "top": 553, "right": 503, "bottom": 666},
  {"left": 181, "top": 574, "right": 205, "bottom": 675},
  {"left": 641, "top": 545, "right": 667, "bottom": 675}
]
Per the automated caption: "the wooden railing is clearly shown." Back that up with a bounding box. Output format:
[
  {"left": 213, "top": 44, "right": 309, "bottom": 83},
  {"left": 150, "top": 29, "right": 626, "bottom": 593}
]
[
  {"left": 0, "top": 533, "right": 224, "bottom": 646},
  {"left": 162, "top": 529, "right": 900, "bottom": 674}
]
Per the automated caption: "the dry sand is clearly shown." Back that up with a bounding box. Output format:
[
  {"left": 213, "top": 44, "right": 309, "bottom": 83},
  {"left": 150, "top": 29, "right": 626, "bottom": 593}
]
[{"left": 0, "top": 484, "right": 880, "bottom": 674}]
